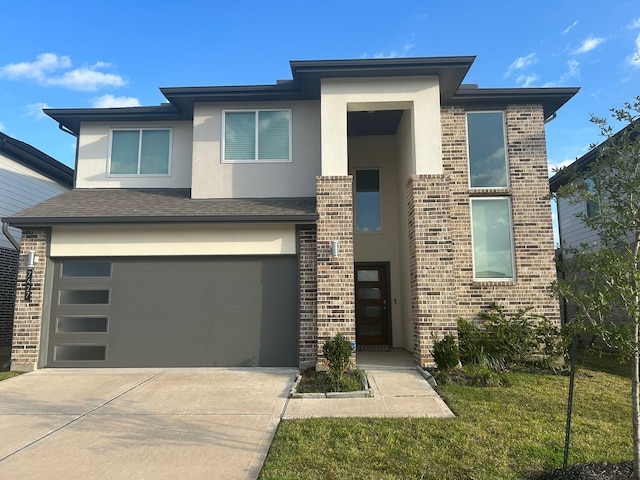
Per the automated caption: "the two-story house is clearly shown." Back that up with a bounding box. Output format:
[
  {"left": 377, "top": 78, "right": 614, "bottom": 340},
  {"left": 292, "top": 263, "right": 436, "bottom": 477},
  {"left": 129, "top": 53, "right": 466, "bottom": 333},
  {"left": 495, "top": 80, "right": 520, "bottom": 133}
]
[
  {"left": 0, "top": 132, "right": 72, "bottom": 351},
  {"left": 4, "top": 56, "right": 578, "bottom": 371}
]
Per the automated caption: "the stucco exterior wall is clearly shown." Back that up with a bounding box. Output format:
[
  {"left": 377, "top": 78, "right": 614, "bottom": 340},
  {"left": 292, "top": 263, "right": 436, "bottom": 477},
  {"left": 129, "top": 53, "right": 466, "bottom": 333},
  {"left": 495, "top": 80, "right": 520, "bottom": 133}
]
[
  {"left": 50, "top": 224, "right": 297, "bottom": 257},
  {"left": 320, "top": 76, "right": 442, "bottom": 176},
  {"left": 191, "top": 101, "right": 321, "bottom": 199},
  {"left": 74, "top": 121, "right": 192, "bottom": 189}
]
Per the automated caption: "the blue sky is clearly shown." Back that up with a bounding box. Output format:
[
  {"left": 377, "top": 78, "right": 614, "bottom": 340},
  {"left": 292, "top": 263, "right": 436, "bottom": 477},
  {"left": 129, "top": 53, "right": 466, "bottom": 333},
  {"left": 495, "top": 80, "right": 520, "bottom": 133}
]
[{"left": 1, "top": 0, "right": 638, "bottom": 176}]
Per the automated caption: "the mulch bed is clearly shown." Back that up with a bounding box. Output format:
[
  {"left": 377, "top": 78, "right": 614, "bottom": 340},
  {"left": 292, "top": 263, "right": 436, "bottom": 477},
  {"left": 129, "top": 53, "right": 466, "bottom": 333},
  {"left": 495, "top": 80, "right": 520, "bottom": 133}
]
[{"left": 536, "top": 462, "right": 633, "bottom": 479}]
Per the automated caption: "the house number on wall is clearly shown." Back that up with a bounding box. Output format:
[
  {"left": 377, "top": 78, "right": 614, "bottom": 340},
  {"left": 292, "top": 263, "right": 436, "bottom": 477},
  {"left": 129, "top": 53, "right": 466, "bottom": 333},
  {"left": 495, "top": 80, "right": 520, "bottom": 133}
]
[{"left": 25, "top": 269, "right": 33, "bottom": 301}]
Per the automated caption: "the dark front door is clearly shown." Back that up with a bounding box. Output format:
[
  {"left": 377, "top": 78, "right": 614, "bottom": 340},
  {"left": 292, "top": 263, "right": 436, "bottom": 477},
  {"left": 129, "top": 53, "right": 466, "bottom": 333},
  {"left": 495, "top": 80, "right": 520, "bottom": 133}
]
[{"left": 355, "top": 264, "right": 390, "bottom": 346}]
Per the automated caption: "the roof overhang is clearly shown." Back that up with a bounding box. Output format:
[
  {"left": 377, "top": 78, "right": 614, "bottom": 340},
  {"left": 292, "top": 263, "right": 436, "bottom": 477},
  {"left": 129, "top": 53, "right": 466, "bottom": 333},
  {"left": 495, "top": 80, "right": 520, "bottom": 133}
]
[
  {"left": 0, "top": 132, "right": 73, "bottom": 187},
  {"left": 449, "top": 86, "right": 580, "bottom": 121},
  {"left": 44, "top": 104, "right": 189, "bottom": 136}
]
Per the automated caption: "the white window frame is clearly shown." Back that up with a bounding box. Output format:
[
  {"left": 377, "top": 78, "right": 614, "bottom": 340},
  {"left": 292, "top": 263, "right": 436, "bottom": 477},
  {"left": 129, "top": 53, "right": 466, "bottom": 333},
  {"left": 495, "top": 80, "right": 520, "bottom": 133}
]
[
  {"left": 466, "top": 111, "right": 510, "bottom": 189},
  {"left": 221, "top": 109, "right": 292, "bottom": 163},
  {"left": 353, "top": 168, "right": 383, "bottom": 234},
  {"left": 470, "top": 196, "right": 516, "bottom": 281},
  {"left": 107, "top": 128, "right": 172, "bottom": 177}
]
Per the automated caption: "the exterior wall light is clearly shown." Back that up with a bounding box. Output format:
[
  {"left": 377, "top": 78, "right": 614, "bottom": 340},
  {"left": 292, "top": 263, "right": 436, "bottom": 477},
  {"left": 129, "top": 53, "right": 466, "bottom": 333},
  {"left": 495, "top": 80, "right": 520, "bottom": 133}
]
[
  {"left": 331, "top": 241, "right": 339, "bottom": 258},
  {"left": 27, "top": 250, "right": 36, "bottom": 269}
]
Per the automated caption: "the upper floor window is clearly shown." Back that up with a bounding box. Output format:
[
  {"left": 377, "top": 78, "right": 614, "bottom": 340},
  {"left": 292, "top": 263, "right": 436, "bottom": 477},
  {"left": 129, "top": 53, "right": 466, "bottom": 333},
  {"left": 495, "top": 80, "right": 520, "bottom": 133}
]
[
  {"left": 109, "top": 129, "right": 171, "bottom": 175},
  {"left": 355, "top": 169, "right": 382, "bottom": 233},
  {"left": 585, "top": 178, "right": 600, "bottom": 218},
  {"left": 466, "top": 112, "right": 508, "bottom": 188},
  {"left": 223, "top": 110, "right": 291, "bottom": 162}
]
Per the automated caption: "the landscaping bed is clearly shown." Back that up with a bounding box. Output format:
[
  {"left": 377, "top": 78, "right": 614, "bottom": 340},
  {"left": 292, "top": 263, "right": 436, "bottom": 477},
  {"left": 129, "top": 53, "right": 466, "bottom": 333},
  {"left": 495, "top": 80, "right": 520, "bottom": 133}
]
[{"left": 290, "top": 369, "right": 372, "bottom": 398}]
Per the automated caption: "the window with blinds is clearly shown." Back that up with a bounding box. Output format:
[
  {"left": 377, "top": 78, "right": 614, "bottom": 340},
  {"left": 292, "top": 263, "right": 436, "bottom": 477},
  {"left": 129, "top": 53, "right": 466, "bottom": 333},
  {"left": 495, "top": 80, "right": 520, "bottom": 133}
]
[{"left": 223, "top": 110, "right": 291, "bottom": 162}]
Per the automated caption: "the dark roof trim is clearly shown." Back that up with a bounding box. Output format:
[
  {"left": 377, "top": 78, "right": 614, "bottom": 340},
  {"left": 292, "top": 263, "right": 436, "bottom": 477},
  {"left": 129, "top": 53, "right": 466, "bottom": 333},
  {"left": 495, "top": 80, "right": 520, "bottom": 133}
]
[
  {"left": 0, "top": 132, "right": 73, "bottom": 187},
  {"left": 6, "top": 214, "right": 318, "bottom": 228},
  {"left": 44, "top": 104, "right": 188, "bottom": 136},
  {"left": 549, "top": 120, "right": 637, "bottom": 192},
  {"left": 45, "top": 56, "right": 579, "bottom": 135},
  {"left": 448, "top": 87, "right": 580, "bottom": 121}
]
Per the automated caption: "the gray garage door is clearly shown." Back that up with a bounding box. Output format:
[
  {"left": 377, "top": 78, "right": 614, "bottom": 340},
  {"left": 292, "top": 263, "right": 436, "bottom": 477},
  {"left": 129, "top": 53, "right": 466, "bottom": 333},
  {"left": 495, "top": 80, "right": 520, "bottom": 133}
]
[{"left": 47, "top": 256, "right": 298, "bottom": 367}]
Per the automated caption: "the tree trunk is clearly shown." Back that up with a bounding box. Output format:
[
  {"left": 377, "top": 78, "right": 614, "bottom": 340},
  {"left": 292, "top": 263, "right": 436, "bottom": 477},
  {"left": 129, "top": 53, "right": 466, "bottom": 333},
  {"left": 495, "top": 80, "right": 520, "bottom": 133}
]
[{"left": 633, "top": 322, "right": 640, "bottom": 479}]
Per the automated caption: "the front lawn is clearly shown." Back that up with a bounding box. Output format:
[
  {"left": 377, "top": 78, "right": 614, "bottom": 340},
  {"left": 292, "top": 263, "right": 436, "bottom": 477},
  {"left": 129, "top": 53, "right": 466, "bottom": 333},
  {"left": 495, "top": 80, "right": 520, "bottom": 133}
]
[{"left": 260, "top": 366, "right": 632, "bottom": 479}]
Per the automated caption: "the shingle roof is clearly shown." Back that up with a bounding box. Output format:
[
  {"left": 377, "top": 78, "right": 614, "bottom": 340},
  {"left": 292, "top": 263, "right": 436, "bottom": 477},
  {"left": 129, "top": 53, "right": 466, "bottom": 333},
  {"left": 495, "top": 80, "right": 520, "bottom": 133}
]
[{"left": 4, "top": 189, "right": 318, "bottom": 227}]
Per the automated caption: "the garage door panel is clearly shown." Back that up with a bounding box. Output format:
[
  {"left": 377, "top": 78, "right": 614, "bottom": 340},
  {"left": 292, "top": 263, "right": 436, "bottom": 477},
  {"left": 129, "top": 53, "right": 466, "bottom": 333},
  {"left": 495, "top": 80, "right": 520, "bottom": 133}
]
[{"left": 49, "top": 256, "right": 299, "bottom": 367}]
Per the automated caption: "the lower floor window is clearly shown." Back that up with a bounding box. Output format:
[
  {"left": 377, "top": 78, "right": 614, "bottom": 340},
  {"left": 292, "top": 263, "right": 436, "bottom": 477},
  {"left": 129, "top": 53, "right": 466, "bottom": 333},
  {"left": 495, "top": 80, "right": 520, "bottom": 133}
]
[{"left": 471, "top": 197, "right": 515, "bottom": 280}]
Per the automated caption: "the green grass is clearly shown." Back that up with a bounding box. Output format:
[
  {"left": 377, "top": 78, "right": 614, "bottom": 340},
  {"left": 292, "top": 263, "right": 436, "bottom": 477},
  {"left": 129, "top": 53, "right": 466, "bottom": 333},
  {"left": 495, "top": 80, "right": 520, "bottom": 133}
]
[
  {"left": 260, "top": 366, "right": 632, "bottom": 480},
  {"left": 0, "top": 372, "right": 21, "bottom": 381}
]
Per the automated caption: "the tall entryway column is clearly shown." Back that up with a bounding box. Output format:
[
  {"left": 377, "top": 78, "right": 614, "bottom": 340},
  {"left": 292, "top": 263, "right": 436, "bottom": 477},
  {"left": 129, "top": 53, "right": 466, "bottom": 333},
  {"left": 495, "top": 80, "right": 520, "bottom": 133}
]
[
  {"left": 315, "top": 176, "right": 355, "bottom": 364},
  {"left": 407, "top": 175, "right": 456, "bottom": 367}
]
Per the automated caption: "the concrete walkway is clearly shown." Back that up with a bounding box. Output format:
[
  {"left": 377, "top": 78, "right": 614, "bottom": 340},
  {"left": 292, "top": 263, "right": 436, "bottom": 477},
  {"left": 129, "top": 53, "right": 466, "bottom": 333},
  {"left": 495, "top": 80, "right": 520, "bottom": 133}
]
[
  {"left": 0, "top": 368, "right": 296, "bottom": 480},
  {"left": 283, "top": 367, "right": 455, "bottom": 419},
  {"left": 0, "top": 357, "right": 453, "bottom": 479}
]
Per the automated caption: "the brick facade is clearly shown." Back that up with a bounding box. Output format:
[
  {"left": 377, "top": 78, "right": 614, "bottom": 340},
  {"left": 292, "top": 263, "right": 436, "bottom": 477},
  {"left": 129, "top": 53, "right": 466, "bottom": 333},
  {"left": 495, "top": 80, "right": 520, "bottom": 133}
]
[
  {"left": 0, "top": 246, "right": 19, "bottom": 347},
  {"left": 298, "top": 226, "right": 318, "bottom": 368},
  {"left": 440, "top": 104, "right": 560, "bottom": 327},
  {"left": 315, "top": 176, "right": 355, "bottom": 363},
  {"left": 407, "top": 175, "right": 457, "bottom": 366},
  {"left": 11, "top": 230, "right": 48, "bottom": 372}
]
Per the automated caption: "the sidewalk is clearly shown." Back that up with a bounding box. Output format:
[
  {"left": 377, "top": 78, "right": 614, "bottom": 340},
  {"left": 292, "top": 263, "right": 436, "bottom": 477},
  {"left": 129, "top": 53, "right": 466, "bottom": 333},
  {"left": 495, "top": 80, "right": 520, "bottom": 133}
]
[{"left": 282, "top": 366, "right": 455, "bottom": 419}]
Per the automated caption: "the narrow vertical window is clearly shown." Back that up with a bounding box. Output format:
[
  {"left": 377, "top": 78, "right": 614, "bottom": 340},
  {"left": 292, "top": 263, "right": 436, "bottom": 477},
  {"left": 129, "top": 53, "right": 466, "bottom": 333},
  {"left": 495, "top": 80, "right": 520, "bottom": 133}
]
[
  {"left": 471, "top": 198, "right": 515, "bottom": 280},
  {"left": 467, "top": 112, "right": 508, "bottom": 188},
  {"left": 355, "top": 169, "right": 382, "bottom": 233},
  {"left": 585, "top": 178, "right": 600, "bottom": 218}
]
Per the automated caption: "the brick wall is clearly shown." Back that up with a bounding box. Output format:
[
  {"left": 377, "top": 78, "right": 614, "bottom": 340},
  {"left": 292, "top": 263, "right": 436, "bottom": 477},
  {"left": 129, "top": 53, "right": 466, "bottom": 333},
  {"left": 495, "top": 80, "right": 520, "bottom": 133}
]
[
  {"left": 315, "top": 176, "right": 355, "bottom": 363},
  {"left": 298, "top": 226, "right": 318, "bottom": 368},
  {"left": 441, "top": 104, "right": 560, "bottom": 327},
  {"left": 11, "top": 230, "right": 48, "bottom": 371},
  {"left": 407, "top": 175, "right": 457, "bottom": 366},
  {"left": 0, "top": 246, "right": 19, "bottom": 347}
]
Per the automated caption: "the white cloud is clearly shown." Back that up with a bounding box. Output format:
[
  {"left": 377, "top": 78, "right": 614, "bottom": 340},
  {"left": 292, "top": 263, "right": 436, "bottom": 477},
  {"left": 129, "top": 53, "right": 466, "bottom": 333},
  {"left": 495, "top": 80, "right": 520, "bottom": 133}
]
[
  {"left": 92, "top": 94, "right": 141, "bottom": 108},
  {"left": 403, "top": 42, "right": 416, "bottom": 54},
  {"left": 47, "top": 67, "right": 125, "bottom": 91},
  {"left": 562, "top": 20, "right": 578, "bottom": 35},
  {"left": 505, "top": 53, "right": 537, "bottom": 77},
  {"left": 0, "top": 53, "right": 126, "bottom": 91},
  {"left": 626, "top": 33, "right": 640, "bottom": 67},
  {"left": 24, "top": 102, "right": 50, "bottom": 120},
  {"left": 0, "top": 53, "right": 71, "bottom": 81},
  {"left": 373, "top": 51, "right": 400, "bottom": 58},
  {"left": 628, "top": 17, "right": 640, "bottom": 30},
  {"left": 515, "top": 73, "right": 540, "bottom": 87},
  {"left": 572, "top": 36, "right": 606, "bottom": 54},
  {"left": 0, "top": 121, "right": 5, "bottom": 132}
]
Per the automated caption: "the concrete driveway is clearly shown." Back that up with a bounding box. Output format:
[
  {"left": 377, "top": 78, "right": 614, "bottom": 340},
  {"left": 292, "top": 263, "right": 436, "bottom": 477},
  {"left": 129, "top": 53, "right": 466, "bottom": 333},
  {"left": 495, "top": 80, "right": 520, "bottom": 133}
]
[{"left": 0, "top": 368, "right": 297, "bottom": 480}]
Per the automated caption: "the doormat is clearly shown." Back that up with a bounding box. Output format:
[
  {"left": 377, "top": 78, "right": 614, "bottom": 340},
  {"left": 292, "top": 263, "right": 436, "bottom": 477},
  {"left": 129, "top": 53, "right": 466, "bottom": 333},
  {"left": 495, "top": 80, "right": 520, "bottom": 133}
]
[{"left": 357, "top": 345, "right": 392, "bottom": 352}]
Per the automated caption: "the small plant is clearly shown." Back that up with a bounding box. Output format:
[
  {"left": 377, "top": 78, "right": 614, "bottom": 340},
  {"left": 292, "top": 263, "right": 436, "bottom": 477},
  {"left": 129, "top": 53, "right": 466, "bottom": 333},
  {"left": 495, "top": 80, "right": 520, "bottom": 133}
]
[
  {"left": 323, "top": 333, "right": 354, "bottom": 391},
  {"left": 432, "top": 334, "right": 460, "bottom": 371}
]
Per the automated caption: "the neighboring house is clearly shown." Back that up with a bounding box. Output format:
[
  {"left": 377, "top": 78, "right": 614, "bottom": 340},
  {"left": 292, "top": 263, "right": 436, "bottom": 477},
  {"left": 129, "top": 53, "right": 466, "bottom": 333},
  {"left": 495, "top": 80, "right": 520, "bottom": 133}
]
[
  {"left": 3, "top": 56, "right": 578, "bottom": 371},
  {"left": 0, "top": 132, "right": 73, "bottom": 348},
  {"left": 549, "top": 122, "right": 637, "bottom": 324}
]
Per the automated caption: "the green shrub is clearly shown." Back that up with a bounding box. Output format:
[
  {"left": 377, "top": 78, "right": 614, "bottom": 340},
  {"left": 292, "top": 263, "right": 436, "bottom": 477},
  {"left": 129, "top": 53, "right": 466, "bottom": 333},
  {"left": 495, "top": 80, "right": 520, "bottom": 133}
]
[
  {"left": 432, "top": 334, "right": 460, "bottom": 371},
  {"left": 323, "top": 333, "right": 354, "bottom": 390},
  {"left": 458, "top": 304, "right": 562, "bottom": 371}
]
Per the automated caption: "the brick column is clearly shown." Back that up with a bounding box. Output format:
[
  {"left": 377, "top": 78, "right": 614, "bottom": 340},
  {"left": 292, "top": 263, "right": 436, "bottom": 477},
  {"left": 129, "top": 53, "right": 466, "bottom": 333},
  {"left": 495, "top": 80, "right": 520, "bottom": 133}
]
[
  {"left": 315, "top": 176, "right": 355, "bottom": 365},
  {"left": 11, "top": 230, "right": 48, "bottom": 372},
  {"left": 407, "top": 175, "right": 456, "bottom": 367},
  {"left": 298, "top": 226, "right": 318, "bottom": 369},
  {"left": 0, "top": 246, "right": 19, "bottom": 347}
]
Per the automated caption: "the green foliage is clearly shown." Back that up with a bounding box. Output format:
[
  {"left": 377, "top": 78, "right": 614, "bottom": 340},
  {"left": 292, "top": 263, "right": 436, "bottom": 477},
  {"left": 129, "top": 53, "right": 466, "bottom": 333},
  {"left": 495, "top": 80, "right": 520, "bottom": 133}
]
[
  {"left": 457, "top": 304, "right": 562, "bottom": 371},
  {"left": 296, "top": 369, "right": 363, "bottom": 394},
  {"left": 322, "top": 333, "right": 354, "bottom": 390},
  {"left": 431, "top": 334, "right": 460, "bottom": 371},
  {"left": 261, "top": 370, "right": 632, "bottom": 479}
]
